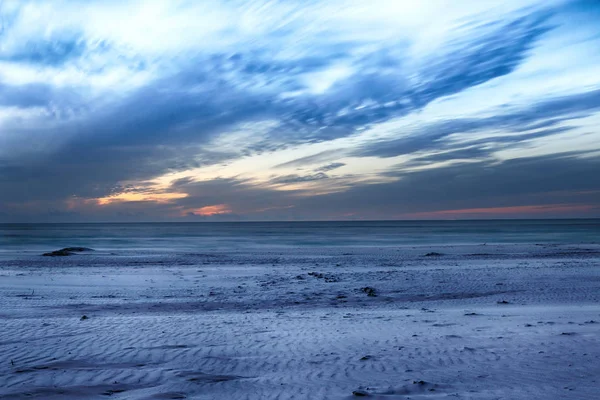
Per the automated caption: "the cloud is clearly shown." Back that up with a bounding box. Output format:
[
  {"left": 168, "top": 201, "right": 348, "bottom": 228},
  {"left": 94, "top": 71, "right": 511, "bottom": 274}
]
[
  {"left": 0, "top": 36, "right": 88, "bottom": 66},
  {"left": 407, "top": 12, "right": 553, "bottom": 108},
  {"left": 354, "top": 89, "right": 600, "bottom": 159},
  {"left": 183, "top": 204, "right": 232, "bottom": 217},
  {"left": 307, "top": 152, "right": 600, "bottom": 217},
  {"left": 0, "top": 82, "right": 87, "bottom": 111},
  {"left": 267, "top": 9, "right": 556, "bottom": 146},
  {"left": 274, "top": 150, "right": 348, "bottom": 169},
  {"left": 270, "top": 172, "right": 329, "bottom": 185},
  {"left": 4, "top": 150, "right": 598, "bottom": 222},
  {"left": 407, "top": 147, "right": 492, "bottom": 165},
  {"left": 0, "top": 1, "right": 599, "bottom": 221},
  {"left": 315, "top": 162, "right": 346, "bottom": 172},
  {"left": 2, "top": 2, "right": 558, "bottom": 151}
]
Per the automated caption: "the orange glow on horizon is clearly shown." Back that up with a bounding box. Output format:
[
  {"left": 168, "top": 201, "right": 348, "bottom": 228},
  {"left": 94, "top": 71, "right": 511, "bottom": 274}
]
[
  {"left": 97, "top": 192, "right": 188, "bottom": 205},
  {"left": 405, "top": 203, "right": 596, "bottom": 219},
  {"left": 181, "top": 204, "right": 232, "bottom": 216}
]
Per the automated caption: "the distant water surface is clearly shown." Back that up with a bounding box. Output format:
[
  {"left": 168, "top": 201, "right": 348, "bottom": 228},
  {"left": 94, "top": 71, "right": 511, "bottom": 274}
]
[{"left": 0, "top": 220, "right": 598, "bottom": 254}]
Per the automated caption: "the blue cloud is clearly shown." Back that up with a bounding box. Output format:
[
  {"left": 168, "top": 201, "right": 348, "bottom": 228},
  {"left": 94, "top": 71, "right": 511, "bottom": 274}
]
[
  {"left": 0, "top": 1, "right": 599, "bottom": 220},
  {"left": 0, "top": 82, "right": 85, "bottom": 110},
  {"left": 298, "top": 152, "right": 600, "bottom": 217},
  {"left": 409, "top": 13, "right": 553, "bottom": 108},
  {"left": 354, "top": 89, "right": 600, "bottom": 159},
  {"left": 268, "top": 11, "right": 554, "bottom": 143},
  {"left": 274, "top": 150, "right": 347, "bottom": 169},
  {"left": 2, "top": 6, "right": 556, "bottom": 151},
  {"left": 315, "top": 163, "right": 346, "bottom": 172},
  {"left": 270, "top": 172, "right": 329, "bottom": 185},
  {"left": 1, "top": 36, "right": 87, "bottom": 66}
]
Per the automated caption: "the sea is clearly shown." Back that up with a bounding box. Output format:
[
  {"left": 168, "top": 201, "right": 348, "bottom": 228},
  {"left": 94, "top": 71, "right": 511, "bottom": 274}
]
[{"left": 0, "top": 220, "right": 598, "bottom": 254}]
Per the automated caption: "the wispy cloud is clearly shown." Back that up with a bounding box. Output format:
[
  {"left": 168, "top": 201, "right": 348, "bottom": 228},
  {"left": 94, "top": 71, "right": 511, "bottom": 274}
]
[
  {"left": 270, "top": 172, "right": 329, "bottom": 185},
  {"left": 315, "top": 162, "right": 346, "bottom": 172}
]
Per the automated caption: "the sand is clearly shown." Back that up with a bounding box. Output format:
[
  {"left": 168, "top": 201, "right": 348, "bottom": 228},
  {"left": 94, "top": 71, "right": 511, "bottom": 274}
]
[{"left": 0, "top": 243, "right": 599, "bottom": 399}]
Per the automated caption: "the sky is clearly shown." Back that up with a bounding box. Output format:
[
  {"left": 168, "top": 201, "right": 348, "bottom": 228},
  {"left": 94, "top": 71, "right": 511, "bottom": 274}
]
[{"left": 0, "top": 0, "right": 599, "bottom": 222}]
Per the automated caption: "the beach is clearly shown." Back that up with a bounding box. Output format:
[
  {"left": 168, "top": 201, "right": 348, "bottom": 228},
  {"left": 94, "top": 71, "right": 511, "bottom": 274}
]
[
  {"left": 0, "top": 236, "right": 599, "bottom": 399},
  {"left": 2, "top": 0, "right": 600, "bottom": 397}
]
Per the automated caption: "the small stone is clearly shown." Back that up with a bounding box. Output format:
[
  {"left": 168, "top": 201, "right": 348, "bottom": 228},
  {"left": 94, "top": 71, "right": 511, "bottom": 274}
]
[
  {"left": 43, "top": 247, "right": 93, "bottom": 257},
  {"left": 361, "top": 287, "right": 377, "bottom": 297}
]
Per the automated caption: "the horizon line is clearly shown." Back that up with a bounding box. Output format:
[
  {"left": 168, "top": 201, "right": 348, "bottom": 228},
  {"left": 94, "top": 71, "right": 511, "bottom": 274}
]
[{"left": 1, "top": 217, "right": 599, "bottom": 225}]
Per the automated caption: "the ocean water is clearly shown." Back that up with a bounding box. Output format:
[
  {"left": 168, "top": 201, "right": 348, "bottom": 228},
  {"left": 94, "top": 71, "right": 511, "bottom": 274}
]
[{"left": 0, "top": 220, "right": 598, "bottom": 254}]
